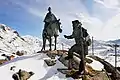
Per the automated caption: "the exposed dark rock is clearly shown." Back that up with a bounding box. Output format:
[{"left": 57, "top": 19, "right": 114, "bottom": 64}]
[
  {"left": 46, "top": 53, "right": 56, "bottom": 59},
  {"left": 12, "top": 69, "right": 34, "bottom": 80},
  {"left": 0, "top": 59, "right": 7, "bottom": 65},
  {"left": 44, "top": 59, "right": 56, "bottom": 66},
  {"left": 0, "top": 36, "right": 3, "bottom": 39},
  {"left": 10, "top": 66, "right": 16, "bottom": 71},
  {"left": 16, "top": 51, "right": 24, "bottom": 56}
]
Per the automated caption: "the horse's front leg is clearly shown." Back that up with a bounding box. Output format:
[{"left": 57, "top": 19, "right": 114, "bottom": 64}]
[
  {"left": 49, "top": 37, "right": 52, "bottom": 51},
  {"left": 43, "top": 37, "right": 46, "bottom": 51},
  {"left": 54, "top": 36, "right": 57, "bottom": 50}
]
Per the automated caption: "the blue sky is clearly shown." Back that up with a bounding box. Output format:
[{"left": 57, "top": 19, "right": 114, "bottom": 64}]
[
  {"left": 0, "top": 0, "right": 120, "bottom": 40},
  {"left": 0, "top": 0, "right": 43, "bottom": 37}
]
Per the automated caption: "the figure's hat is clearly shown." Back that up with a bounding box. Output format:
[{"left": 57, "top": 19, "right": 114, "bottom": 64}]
[{"left": 72, "top": 20, "right": 82, "bottom": 25}]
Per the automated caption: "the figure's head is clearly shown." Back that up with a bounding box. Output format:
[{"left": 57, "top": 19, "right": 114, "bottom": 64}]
[
  {"left": 48, "top": 7, "right": 51, "bottom": 12},
  {"left": 72, "top": 20, "right": 82, "bottom": 29}
]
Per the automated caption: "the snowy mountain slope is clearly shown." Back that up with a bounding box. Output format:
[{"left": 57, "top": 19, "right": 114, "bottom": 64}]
[
  {"left": 22, "top": 35, "right": 42, "bottom": 52},
  {"left": 107, "top": 39, "right": 120, "bottom": 44},
  {"left": 0, "top": 24, "right": 42, "bottom": 57},
  {"left": 88, "top": 39, "right": 120, "bottom": 67}
]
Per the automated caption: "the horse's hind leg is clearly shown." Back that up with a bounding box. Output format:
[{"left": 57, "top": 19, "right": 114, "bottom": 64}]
[
  {"left": 41, "top": 36, "right": 46, "bottom": 51},
  {"left": 54, "top": 36, "right": 57, "bottom": 50},
  {"left": 41, "top": 43, "right": 44, "bottom": 51}
]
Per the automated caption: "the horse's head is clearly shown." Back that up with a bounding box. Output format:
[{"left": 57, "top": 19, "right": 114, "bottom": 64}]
[{"left": 56, "top": 19, "right": 62, "bottom": 33}]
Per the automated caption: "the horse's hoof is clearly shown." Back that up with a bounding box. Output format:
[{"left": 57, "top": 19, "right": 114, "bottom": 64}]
[{"left": 49, "top": 49, "right": 52, "bottom": 51}]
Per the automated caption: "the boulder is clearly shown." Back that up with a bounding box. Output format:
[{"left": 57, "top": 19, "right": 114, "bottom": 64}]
[
  {"left": 44, "top": 59, "right": 56, "bottom": 66},
  {"left": 12, "top": 69, "right": 34, "bottom": 80}
]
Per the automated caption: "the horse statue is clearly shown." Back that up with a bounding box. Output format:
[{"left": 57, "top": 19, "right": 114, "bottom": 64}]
[{"left": 41, "top": 19, "right": 62, "bottom": 51}]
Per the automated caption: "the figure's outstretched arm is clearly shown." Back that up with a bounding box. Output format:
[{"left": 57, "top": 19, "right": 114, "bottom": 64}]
[
  {"left": 64, "top": 35, "right": 73, "bottom": 39},
  {"left": 64, "top": 30, "right": 74, "bottom": 39}
]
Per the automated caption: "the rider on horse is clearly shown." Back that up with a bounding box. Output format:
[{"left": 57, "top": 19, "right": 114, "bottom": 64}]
[
  {"left": 41, "top": 7, "right": 62, "bottom": 51},
  {"left": 44, "top": 7, "right": 57, "bottom": 29}
]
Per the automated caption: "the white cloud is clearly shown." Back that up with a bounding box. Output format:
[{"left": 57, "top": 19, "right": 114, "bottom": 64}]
[
  {"left": 94, "top": 0, "right": 120, "bottom": 9},
  {"left": 9, "top": 0, "right": 120, "bottom": 40},
  {"left": 28, "top": 8, "right": 44, "bottom": 18},
  {"left": 100, "top": 13, "right": 120, "bottom": 40}
]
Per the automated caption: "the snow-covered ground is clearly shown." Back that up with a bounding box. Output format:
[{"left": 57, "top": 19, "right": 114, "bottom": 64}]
[{"left": 0, "top": 53, "right": 74, "bottom": 80}]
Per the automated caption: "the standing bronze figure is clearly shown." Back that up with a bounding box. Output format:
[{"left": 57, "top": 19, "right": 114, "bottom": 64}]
[{"left": 64, "top": 20, "right": 91, "bottom": 75}]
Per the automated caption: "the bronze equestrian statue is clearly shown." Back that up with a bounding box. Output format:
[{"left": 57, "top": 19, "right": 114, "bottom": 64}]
[{"left": 41, "top": 7, "right": 62, "bottom": 51}]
